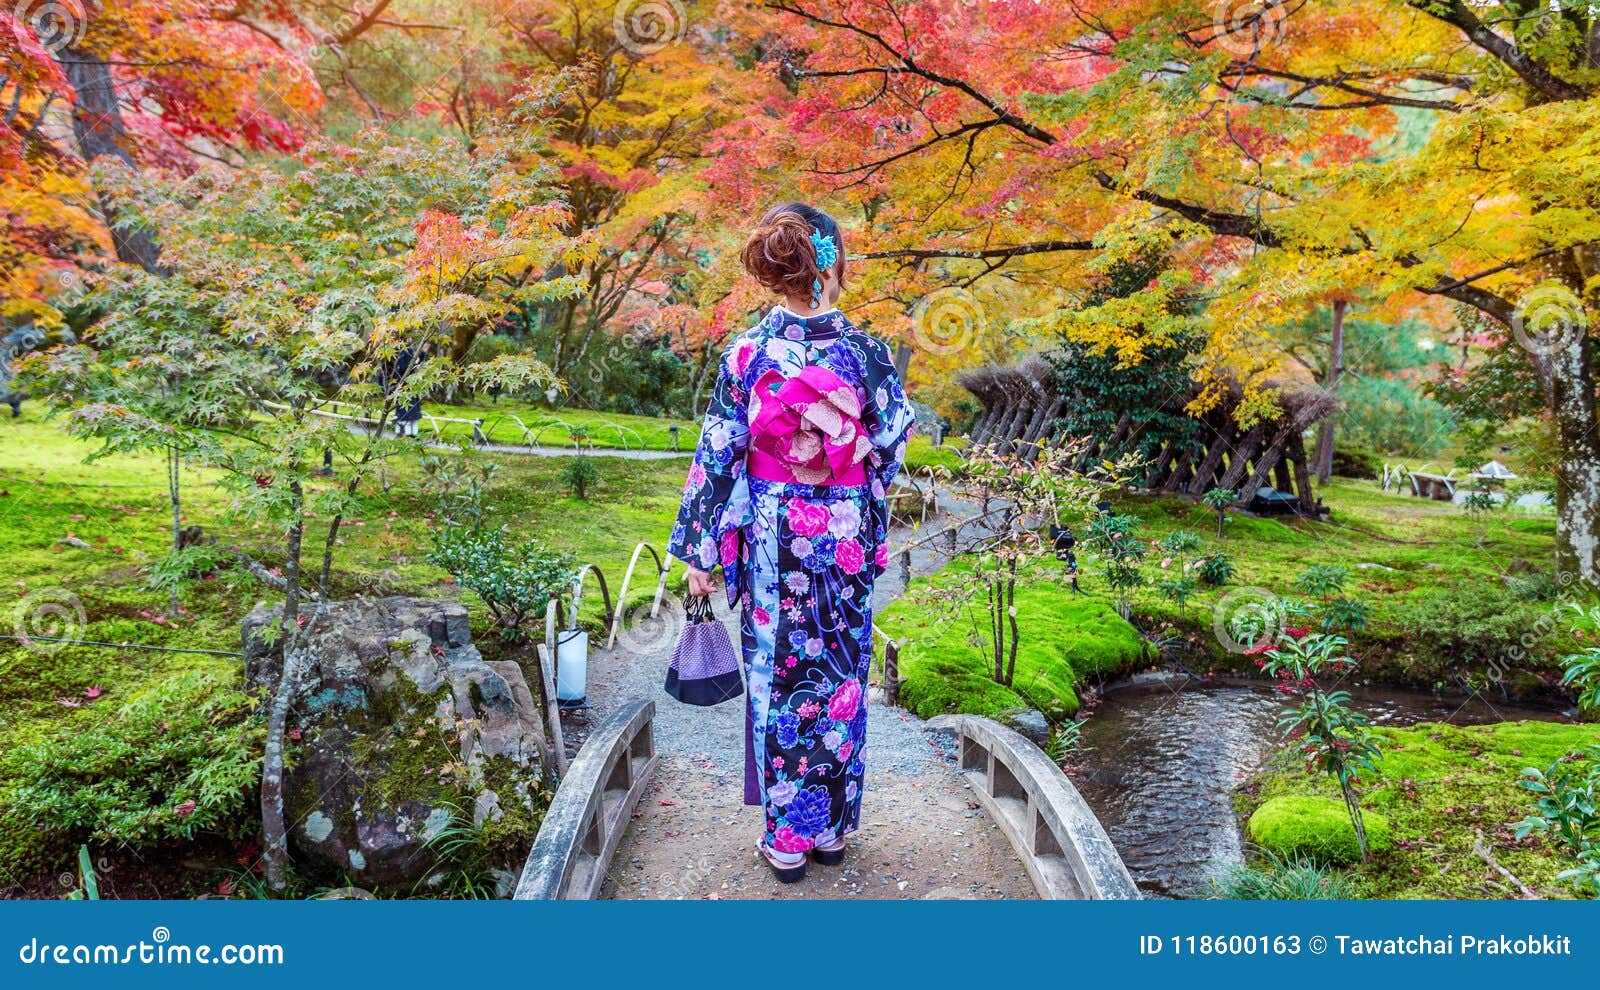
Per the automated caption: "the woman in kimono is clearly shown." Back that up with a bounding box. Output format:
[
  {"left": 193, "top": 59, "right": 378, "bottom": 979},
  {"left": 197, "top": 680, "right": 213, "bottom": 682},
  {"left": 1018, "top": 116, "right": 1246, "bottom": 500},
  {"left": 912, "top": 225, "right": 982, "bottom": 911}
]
[{"left": 668, "top": 203, "right": 915, "bottom": 882}]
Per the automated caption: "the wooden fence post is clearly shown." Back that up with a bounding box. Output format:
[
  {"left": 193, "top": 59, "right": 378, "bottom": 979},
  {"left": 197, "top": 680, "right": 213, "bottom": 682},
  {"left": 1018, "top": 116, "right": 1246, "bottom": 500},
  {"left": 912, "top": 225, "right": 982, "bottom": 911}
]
[{"left": 883, "top": 639, "right": 900, "bottom": 708}]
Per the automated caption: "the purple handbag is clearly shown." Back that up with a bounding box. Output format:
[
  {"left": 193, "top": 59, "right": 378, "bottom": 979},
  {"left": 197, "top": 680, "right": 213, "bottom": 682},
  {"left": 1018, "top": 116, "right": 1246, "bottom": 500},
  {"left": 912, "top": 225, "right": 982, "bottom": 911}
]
[{"left": 665, "top": 595, "right": 744, "bottom": 707}]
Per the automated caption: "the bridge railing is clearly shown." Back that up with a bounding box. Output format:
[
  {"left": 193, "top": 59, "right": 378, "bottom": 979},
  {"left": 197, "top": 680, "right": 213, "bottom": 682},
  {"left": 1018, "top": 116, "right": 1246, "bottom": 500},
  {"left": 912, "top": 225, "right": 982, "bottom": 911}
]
[
  {"left": 953, "top": 715, "right": 1140, "bottom": 900},
  {"left": 513, "top": 699, "right": 658, "bottom": 900},
  {"left": 610, "top": 542, "right": 678, "bottom": 649}
]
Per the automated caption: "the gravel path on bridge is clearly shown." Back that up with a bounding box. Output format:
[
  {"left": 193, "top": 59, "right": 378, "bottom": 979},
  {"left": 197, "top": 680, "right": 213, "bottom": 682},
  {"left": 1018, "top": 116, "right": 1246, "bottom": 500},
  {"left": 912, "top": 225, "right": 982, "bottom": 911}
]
[{"left": 572, "top": 497, "right": 1036, "bottom": 900}]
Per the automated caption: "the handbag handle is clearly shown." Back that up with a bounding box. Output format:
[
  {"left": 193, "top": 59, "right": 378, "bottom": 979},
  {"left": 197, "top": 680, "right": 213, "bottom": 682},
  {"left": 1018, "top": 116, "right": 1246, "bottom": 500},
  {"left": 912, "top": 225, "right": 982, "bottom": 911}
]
[{"left": 684, "top": 593, "right": 715, "bottom": 624}]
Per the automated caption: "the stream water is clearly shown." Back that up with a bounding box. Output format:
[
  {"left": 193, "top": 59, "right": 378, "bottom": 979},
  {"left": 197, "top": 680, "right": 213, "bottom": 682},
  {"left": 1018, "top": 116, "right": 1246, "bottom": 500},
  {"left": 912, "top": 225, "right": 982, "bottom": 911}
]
[{"left": 1068, "top": 675, "right": 1571, "bottom": 898}]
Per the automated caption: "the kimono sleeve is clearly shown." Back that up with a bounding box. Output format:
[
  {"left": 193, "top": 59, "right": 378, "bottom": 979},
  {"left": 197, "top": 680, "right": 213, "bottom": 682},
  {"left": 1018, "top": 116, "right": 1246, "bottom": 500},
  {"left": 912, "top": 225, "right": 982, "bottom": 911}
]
[
  {"left": 862, "top": 343, "right": 916, "bottom": 575},
  {"left": 668, "top": 344, "right": 751, "bottom": 575}
]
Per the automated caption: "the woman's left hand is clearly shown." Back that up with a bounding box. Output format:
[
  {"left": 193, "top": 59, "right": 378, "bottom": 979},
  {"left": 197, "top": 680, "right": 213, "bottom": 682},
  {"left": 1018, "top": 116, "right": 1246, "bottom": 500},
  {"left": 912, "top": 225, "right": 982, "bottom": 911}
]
[{"left": 686, "top": 566, "right": 718, "bottom": 598}]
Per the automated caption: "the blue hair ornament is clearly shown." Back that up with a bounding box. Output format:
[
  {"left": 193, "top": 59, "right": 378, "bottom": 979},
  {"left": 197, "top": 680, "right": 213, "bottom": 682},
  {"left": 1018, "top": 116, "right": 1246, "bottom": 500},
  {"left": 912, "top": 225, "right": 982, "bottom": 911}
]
[{"left": 809, "top": 229, "right": 838, "bottom": 307}]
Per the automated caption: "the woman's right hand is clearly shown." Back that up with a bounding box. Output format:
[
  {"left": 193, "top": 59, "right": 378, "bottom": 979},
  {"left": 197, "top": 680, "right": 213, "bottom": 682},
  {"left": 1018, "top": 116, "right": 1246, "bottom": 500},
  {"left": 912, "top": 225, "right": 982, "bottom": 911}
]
[{"left": 686, "top": 566, "right": 718, "bottom": 598}]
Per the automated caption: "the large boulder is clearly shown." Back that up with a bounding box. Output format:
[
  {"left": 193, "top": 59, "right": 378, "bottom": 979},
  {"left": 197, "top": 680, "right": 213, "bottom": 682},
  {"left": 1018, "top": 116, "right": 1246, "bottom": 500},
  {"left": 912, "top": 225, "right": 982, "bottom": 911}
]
[{"left": 242, "top": 597, "right": 550, "bottom": 890}]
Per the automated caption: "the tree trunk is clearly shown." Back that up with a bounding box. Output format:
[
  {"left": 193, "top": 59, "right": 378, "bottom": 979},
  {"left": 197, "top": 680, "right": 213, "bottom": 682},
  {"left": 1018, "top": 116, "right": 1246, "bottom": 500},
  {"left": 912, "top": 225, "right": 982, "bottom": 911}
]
[
  {"left": 988, "top": 565, "right": 1004, "bottom": 684},
  {"left": 261, "top": 483, "right": 306, "bottom": 892},
  {"left": 1548, "top": 329, "right": 1600, "bottom": 587},
  {"left": 893, "top": 338, "right": 912, "bottom": 381},
  {"left": 1339, "top": 774, "right": 1370, "bottom": 863},
  {"left": 1289, "top": 435, "right": 1317, "bottom": 513},
  {"left": 58, "top": 47, "right": 163, "bottom": 272},
  {"left": 1003, "top": 562, "right": 1020, "bottom": 686},
  {"left": 1312, "top": 299, "right": 1347, "bottom": 483},
  {"left": 167, "top": 444, "right": 180, "bottom": 618}
]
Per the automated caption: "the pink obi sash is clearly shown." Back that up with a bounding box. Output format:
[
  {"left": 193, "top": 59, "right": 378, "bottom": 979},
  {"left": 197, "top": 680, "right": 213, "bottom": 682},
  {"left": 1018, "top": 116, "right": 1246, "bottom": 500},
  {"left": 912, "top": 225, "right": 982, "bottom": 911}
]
[{"left": 746, "top": 366, "right": 871, "bottom": 486}]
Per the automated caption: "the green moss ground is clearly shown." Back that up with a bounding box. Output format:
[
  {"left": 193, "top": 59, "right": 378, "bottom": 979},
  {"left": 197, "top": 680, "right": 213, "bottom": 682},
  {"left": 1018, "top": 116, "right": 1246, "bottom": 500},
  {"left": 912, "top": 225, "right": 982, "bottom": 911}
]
[
  {"left": 1247, "top": 795, "right": 1392, "bottom": 864},
  {"left": 901, "top": 435, "right": 965, "bottom": 473},
  {"left": 0, "top": 411, "right": 687, "bottom": 890},
  {"left": 1096, "top": 480, "right": 1586, "bottom": 693},
  {"left": 1245, "top": 720, "right": 1600, "bottom": 898},
  {"left": 413, "top": 399, "right": 699, "bottom": 452},
  {"left": 878, "top": 559, "right": 1150, "bottom": 720}
]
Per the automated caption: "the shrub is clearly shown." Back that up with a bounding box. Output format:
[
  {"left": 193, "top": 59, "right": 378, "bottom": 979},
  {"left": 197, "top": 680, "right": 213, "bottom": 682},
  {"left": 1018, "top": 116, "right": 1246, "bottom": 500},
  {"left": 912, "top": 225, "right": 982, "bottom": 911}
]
[
  {"left": 1337, "top": 378, "right": 1453, "bottom": 458},
  {"left": 1196, "top": 551, "right": 1235, "bottom": 586},
  {"left": 1201, "top": 487, "right": 1233, "bottom": 537},
  {"left": 1390, "top": 584, "right": 1567, "bottom": 670},
  {"left": 1085, "top": 511, "right": 1147, "bottom": 619},
  {"left": 1514, "top": 744, "right": 1600, "bottom": 895},
  {"left": 1328, "top": 445, "right": 1381, "bottom": 480},
  {"left": 1511, "top": 571, "right": 1566, "bottom": 603},
  {"left": 429, "top": 528, "right": 575, "bottom": 639},
  {"left": 561, "top": 456, "right": 599, "bottom": 499},
  {"left": 146, "top": 542, "right": 236, "bottom": 598},
  {"left": 1, "top": 672, "right": 263, "bottom": 846},
  {"left": 1246, "top": 796, "right": 1392, "bottom": 864}
]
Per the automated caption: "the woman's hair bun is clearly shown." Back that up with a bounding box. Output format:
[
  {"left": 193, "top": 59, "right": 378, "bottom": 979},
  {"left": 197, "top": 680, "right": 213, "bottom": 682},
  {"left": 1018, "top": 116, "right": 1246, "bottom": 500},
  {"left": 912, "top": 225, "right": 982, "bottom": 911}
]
[{"left": 740, "top": 202, "right": 845, "bottom": 299}]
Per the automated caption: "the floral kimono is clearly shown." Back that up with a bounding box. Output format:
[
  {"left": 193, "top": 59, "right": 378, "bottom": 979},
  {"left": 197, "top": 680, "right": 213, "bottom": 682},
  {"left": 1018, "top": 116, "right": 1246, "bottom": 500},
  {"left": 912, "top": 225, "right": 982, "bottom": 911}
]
[{"left": 669, "top": 305, "right": 915, "bottom": 853}]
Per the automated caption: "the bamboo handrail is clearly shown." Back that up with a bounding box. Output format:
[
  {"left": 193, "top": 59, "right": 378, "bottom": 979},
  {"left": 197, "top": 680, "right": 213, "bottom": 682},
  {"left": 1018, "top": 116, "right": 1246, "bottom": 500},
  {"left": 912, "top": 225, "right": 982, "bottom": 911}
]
[{"left": 610, "top": 542, "right": 676, "bottom": 649}]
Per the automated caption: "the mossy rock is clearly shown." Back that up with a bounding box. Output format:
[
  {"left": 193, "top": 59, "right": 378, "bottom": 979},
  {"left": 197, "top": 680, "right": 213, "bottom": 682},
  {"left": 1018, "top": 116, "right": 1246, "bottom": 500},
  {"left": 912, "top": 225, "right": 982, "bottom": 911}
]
[{"left": 1247, "top": 795, "right": 1392, "bottom": 864}]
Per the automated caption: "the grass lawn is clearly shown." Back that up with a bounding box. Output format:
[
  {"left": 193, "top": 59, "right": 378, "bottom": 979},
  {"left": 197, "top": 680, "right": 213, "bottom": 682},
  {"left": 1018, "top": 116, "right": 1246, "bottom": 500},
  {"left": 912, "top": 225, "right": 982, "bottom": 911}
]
[
  {"left": 1244, "top": 720, "right": 1600, "bottom": 899},
  {"left": 902, "top": 434, "right": 965, "bottom": 473},
  {"left": 0, "top": 411, "right": 690, "bottom": 891},
  {"left": 340, "top": 396, "right": 701, "bottom": 452},
  {"left": 1100, "top": 478, "right": 1585, "bottom": 696}
]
